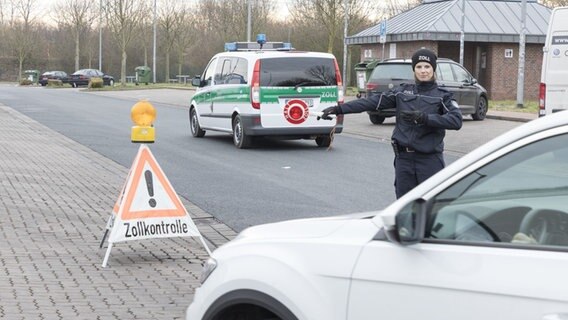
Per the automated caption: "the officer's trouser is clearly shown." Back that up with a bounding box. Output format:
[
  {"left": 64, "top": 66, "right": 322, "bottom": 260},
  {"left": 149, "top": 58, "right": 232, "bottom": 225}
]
[{"left": 394, "top": 151, "right": 445, "bottom": 198}]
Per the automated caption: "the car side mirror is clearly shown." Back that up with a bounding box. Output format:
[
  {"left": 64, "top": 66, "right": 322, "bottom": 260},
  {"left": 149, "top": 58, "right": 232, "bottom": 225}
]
[
  {"left": 385, "top": 198, "right": 427, "bottom": 245},
  {"left": 471, "top": 78, "right": 478, "bottom": 85}
]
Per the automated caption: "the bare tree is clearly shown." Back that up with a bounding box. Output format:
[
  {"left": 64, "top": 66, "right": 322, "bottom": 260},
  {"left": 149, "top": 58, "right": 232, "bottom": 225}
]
[
  {"left": 0, "top": 0, "right": 7, "bottom": 24},
  {"left": 289, "top": 0, "right": 378, "bottom": 54},
  {"left": 104, "top": 0, "right": 147, "bottom": 86},
  {"left": 540, "top": 0, "right": 568, "bottom": 7},
  {"left": 0, "top": 0, "right": 382, "bottom": 84},
  {"left": 158, "top": 0, "right": 184, "bottom": 82},
  {"left": 174, "top": 8, "right": 196, "bottom": 78},
  {"left": 383, "top": 0, "right": 420, "bottom": 18},
  {"left": 52, "top": 0, "right": 96, "bottom": 71},
  {"left": 6, "top": 0, "right": 39, "bottom": 81},
  {"left": 194, "top": 0, "right": 275, "bottom": 43}
]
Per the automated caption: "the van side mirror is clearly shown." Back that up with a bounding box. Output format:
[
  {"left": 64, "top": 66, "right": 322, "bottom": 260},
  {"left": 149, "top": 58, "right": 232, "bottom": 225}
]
[
  {"left": 385, "top": 199, "right": 427, "bottom": 245},
  {"left": 192, "top": 76, "right": 202, "bottom": 87},
  {"left": 471, "top": 78, "right": 478, "bottom": 85}
]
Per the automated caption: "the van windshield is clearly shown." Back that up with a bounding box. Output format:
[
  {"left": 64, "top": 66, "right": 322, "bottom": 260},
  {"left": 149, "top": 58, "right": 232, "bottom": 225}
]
[
  {"left": 369, "top": 63, "right": 414, "bottom": 81},
  {"left": 260, "top": 57, "right": 337, "bottom": 87}
]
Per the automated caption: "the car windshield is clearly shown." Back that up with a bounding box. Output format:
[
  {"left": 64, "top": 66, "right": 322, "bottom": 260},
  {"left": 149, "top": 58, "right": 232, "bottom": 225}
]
[
  {"left": 259, "top": 57, "right": 337, "bottom": 87},
  {"left": 369, "top": 63, "right": 414, "bottom": 81},
  {"left": 433, "top": 134, "right": 568, "bottom": 205}
]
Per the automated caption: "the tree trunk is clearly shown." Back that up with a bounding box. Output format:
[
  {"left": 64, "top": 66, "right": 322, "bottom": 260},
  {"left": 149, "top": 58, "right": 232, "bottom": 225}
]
[
  {"left": 121, "top": 49, "right": 127, "bottom": 86},
  {"left": 165, "top": 52, "right": 170, "bottom": 82},
  {"left": 75, "top": 31, "right": 80, "bottom": 71}
]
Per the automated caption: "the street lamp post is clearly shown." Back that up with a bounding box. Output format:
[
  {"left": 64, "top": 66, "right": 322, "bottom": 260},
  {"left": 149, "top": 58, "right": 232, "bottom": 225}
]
[
  {"left": 247, "top": 0, "right": 251, "bottom": 42},
  {"left": 153, "top": 0, "right": 157, "bottom": 83},
  {"left": 516, "top": 0, "right": 527, "bottom": 108},
  {"left": 342, "top": 0, "right": 349, "bottom": 93},
  {"left": 99, "top": 0, "right": 102, "bottom": 71}
]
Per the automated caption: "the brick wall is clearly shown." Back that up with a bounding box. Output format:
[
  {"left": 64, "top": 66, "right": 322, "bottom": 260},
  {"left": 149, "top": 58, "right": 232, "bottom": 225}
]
[
  {"left": 487, "top": 43, "right": 542, "bottom": 100},
  {"left": 359, "top": 41, "right": 438, "bottom": 61}
]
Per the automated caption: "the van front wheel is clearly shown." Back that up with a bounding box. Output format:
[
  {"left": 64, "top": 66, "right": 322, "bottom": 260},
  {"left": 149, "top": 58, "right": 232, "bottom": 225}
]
[
  {"left": 233, "top": 115, "right": 253, "bottom": 149},
  {"left": 190, "top": 108, "right": 205, "bottom": 137}
]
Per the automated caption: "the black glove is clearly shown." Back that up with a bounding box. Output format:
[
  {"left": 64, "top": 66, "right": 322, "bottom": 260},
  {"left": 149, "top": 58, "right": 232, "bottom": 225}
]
[
  {"left": 319, "top": 105, "right": 341, "bottom": 120},
  {"left": 400, "top": 110, "right": 427, "bottom": 125}
]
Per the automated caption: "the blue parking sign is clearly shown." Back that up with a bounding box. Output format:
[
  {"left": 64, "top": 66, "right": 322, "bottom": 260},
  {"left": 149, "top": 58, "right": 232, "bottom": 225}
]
[{"left": 379, "top": 20, "right": 387, "bottom": 43}]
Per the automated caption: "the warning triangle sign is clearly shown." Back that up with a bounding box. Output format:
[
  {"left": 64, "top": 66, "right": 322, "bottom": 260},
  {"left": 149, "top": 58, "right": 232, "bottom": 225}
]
[{"left": 120, "top": 145, "right": 186, "bottom": 220}]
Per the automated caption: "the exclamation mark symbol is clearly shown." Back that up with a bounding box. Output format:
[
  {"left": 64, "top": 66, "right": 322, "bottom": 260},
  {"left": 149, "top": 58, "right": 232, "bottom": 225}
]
[{"left": 145, "top": 170, "right": 157, "bottom": 208}]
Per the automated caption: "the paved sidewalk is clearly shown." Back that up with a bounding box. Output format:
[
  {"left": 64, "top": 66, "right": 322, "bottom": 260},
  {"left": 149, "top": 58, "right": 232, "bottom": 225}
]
[
  {"left": 486, "top": 109, "right": 537, "bottom": 122},
  {"left": 0, "top": 104, "right": 236, "bottom": 319}
]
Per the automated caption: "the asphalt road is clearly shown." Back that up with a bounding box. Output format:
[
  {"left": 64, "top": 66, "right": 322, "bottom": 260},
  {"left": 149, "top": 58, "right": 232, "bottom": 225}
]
[{"left": 0, "top": 85, "right": 523, "bottom": 232}]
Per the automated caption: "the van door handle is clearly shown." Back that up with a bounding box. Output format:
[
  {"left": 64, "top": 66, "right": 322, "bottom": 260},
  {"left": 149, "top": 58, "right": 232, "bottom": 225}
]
[{"left": 543, "top": 314, "right": 568, "bottom": 320}]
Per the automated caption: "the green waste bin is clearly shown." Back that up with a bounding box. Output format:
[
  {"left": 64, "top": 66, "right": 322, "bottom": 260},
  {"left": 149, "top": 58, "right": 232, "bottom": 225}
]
[
  {"left": 135, "top": 66, "right": 152, "bottom": 85},
  {"left": 353, "top": 60, "right": 379, "bottom": 98},
  {"left": 24, "top": 69, "right": 40, "bottom": 84}
]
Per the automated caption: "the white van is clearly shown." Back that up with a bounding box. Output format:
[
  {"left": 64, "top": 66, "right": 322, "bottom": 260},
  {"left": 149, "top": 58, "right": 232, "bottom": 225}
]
[
  {"left": 539, "top": 6, "right": 568, "bottom": 117},
  {"left": 189, "top": 36, "right": 344, "bottom": 149}
]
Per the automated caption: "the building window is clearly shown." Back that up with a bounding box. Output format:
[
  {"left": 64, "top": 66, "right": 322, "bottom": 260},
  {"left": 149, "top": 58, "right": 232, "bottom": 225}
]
[{"left": 504, "top": 49, "right": 514, "bottom": 58}]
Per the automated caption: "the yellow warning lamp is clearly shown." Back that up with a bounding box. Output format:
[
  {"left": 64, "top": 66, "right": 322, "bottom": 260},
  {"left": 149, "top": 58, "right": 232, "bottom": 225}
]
[{"left": 131, "top": 100, "right": 156, "bottom": 143}]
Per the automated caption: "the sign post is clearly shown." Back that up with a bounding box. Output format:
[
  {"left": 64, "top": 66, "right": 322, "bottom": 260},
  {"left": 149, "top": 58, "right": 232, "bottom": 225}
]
[{"left": 379, "top": 19, "right": 387, "bottom": 60}]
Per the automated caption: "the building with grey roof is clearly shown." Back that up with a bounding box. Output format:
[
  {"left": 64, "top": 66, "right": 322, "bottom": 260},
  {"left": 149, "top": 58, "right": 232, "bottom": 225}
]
[{"left": 346, "top": 0, "right": 551, "bottom": 101}]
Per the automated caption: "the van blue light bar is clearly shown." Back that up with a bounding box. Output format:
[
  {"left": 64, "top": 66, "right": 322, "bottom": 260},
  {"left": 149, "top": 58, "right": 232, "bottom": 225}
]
[
  {"left": 256, "top": 34, "right": 267, "bottom": 45},
  {"left": 224, "top": 42, "right": 294, "bottom": 52}
]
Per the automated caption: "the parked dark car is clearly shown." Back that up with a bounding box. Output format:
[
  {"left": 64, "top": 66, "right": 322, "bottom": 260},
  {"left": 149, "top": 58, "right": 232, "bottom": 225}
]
[
  {"left": 364, "top": 58, "right": 488, "bottom": 124},
  {"left": 39, "top": 71, "right": 68, "bottom": 86},
  {"left": 68, "top": 69, "right": 114, "bottom": 88}
]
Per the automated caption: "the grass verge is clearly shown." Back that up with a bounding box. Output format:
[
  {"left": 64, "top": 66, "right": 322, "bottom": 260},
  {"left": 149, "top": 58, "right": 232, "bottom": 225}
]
[{"left": 488, "top": 100, "right": 538, "bottom": 113}]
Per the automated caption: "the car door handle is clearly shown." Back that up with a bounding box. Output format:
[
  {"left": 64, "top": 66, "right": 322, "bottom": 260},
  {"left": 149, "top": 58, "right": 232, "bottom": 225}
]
[{"left": 543, "top": 314, "right": 568, "bottom": 320}]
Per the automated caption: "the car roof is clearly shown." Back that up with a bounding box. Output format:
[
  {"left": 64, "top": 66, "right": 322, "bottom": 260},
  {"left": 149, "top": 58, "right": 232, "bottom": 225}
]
[{"left": 212, "top": 50, "right": 336, "bottom": 60}]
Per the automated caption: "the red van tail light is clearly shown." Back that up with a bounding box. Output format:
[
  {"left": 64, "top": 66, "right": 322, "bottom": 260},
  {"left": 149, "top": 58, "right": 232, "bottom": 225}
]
[
  {"left": 251, "top": 60, "right": 261, "bottom": 109},
  {"left": 334, "top": 59, "right": 344, "bottom": 103},
  {"left": 539, "top": 82, "right": 546, "bottom": 111}
]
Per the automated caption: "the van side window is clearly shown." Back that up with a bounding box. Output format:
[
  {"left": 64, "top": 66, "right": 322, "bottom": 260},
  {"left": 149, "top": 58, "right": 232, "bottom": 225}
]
[
  {"left": 230, "top": 58, "right": 248, "bottom": 84},
  {"left": 216, "top": 58, "right": 230, "bottom": 83},
  {"left": 426, "top": 133, "right": 568, "bottom": 248},
  {"left": 215, "top": 58, "right": 248, "bottom": 85},
  {"left": 202, "top": 58, "right": 217, "bottom": 87}
]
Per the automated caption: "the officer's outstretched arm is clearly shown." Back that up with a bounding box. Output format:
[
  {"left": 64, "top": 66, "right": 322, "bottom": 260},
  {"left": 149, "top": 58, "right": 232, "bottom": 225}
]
[{"left": 427, "top": 98, "right": 462, "bottom": 130}]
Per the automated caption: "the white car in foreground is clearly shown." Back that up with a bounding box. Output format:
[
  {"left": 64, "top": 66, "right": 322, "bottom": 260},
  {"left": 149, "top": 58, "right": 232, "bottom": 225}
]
[{"left": 187, "top": 111, "right": 568, "bottom": 320}]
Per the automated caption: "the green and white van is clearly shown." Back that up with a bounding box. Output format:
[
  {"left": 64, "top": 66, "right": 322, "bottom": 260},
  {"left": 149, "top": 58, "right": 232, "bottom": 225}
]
[{"left": 189, "top": 38, "right": 344, "bottom": 149}]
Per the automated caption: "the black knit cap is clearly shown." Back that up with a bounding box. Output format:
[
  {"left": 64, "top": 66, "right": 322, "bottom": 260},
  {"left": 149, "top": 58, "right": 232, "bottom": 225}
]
[{"left": 411, "top": 48, "right": 437, "bottom": 71}]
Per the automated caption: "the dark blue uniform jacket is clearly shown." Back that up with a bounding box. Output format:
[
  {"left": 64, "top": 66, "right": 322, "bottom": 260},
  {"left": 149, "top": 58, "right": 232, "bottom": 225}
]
[{"left": 339, "top": 82, "right": 462, "bottom": 154}]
